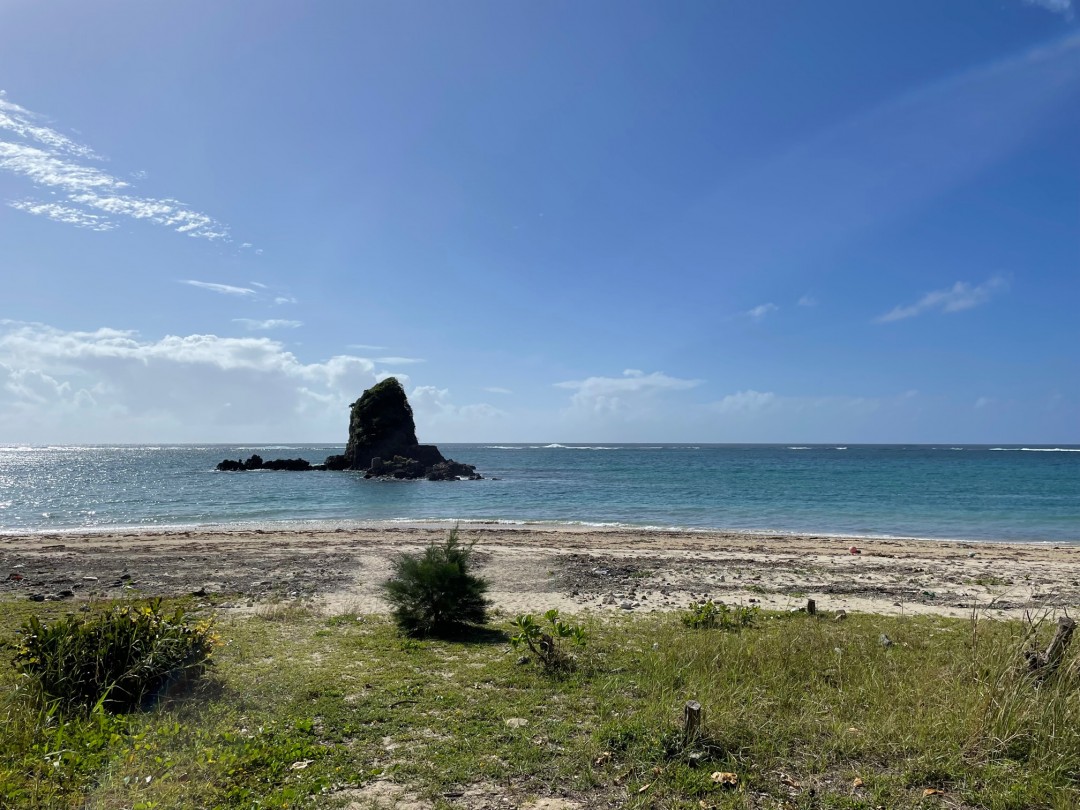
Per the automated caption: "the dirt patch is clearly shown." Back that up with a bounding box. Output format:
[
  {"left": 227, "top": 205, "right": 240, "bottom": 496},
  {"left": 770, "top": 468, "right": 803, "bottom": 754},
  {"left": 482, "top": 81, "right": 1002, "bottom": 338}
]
[{"left": 2, "top": 524, "right": 1079, "bottom": 620}]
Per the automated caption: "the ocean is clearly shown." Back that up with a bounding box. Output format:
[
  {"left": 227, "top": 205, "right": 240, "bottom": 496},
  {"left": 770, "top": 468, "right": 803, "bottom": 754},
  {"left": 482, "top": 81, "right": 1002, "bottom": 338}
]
[{"left": 1, "top": 444, "right": 1078, "bottom": 543}]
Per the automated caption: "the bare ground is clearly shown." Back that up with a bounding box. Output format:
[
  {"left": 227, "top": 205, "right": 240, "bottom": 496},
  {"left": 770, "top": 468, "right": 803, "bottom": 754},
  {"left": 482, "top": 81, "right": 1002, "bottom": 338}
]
[{"left": 3, "top": 524, "right": 1079, "bottom": 620}]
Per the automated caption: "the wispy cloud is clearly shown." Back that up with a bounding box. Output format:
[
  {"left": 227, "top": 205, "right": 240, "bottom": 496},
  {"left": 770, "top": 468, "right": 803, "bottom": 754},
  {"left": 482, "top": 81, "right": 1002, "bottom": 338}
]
[
  {"left": 484, "top": 386, "right": 513, "bottom": 395},
  {"left": 349, "top": 344, "right": 387, "bottom": 351},
  {"left": 797, "top": 294, "right": 817, "bottom": 307},
  {"left": 0, "top": 91, "right": 231, "bottom": 240},
  {"left": 747, "top": 303, "right": 778, "bottom": 320},
  {"left": 374, "top": 356, "right": 425, "bottom": 365},
  {"left": 1026, "top": 0, "right": 1074, "bottom": 19},
  {"left": 876, "top": 275, "right": 1007, "bottom": 323},
  {"left": 556, "top": 369, "right": 701, "bottom": 414},
  {"left": 712, "top": 389, "right": 777, "bottom": 413},
  {"left": 183, "top": 280, "right": 256, "bottom": 297},
  {"left": 8, "top": 200, "right": 115, "bottom": 231},
  {"left": 233, "top": 319, "right": 302, "bottom": 330}
]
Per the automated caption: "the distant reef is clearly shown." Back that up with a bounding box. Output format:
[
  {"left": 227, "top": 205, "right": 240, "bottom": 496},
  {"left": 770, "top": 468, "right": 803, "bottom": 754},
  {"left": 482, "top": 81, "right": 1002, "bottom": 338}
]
[{"left": 217, "top": 378, "right": 481, "bottom": 481}]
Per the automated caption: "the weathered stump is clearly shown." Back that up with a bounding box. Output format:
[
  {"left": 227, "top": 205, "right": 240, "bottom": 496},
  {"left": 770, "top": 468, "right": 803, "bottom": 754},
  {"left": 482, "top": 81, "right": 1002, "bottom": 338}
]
[
  {"left": 1026, "top": 616, "right": 1076, "bottom": 678},
  {"left": 683, "top": 700, "right": 702, "bottom": 745}
]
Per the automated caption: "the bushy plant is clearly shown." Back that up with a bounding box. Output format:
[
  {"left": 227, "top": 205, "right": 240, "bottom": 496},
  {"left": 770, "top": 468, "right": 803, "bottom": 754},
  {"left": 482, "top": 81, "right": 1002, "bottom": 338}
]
[
  {"left": 12, "top": 598, "right": 217, "bottom": 713},
  {"left": 511, "top": 609, "right": 587, "bottom": 672},
  {"left": 382, "top": 528, "right": 490, "bottom": 637},
  {"left": 680, "top": 599, "right": 758, "bottom": 631}
]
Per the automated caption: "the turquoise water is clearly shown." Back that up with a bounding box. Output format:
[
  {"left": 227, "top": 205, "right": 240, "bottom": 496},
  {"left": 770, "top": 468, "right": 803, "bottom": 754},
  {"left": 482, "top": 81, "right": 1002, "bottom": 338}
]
[{"left": 1, "top": 444, "right": 1078, "bottom": 542}]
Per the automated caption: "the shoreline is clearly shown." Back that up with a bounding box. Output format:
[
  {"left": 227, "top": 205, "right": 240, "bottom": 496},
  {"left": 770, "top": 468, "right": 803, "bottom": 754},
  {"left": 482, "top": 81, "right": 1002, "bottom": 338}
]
[
  {"left": 2, "top": 523, "right": 1079, "bottom": 620},
  {"left": 3, "top": 517, "right": 1075, "bottom": 547}
]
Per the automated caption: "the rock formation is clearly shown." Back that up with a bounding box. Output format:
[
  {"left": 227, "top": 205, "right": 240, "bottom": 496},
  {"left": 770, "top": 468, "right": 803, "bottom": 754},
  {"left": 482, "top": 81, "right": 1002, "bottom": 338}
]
[{"left": 217, "top": 378, "right": 480, "bottom": 480}]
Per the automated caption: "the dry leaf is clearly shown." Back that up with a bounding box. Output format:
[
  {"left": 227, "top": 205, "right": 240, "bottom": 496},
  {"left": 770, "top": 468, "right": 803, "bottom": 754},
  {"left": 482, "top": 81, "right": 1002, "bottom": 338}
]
[
  {"left": 852, "top": 777, "right": 864, "bottom": 788},
  {"left": 593, "top": 752, "right": 611, "bottom": 766},
  {"left": 637, "top": 782, "right": 653, "bottom": 794},
  {"left": 847, "top": 727, "right": 860, "bottom": 734},
  {"left": 711, "top": 771, "right": 738, "bottom": 787},
  {"left": 923, "top": 788, "right": 945, "bottom": 797},
  {"left": 652, "top": 766, "right": 664, "bottom": 776},
  {"left": 780, "top": 773, "right": 800, "bottom": 788},
  {"left": 289, "top": 760, "right": 312, "bottom": 770}
]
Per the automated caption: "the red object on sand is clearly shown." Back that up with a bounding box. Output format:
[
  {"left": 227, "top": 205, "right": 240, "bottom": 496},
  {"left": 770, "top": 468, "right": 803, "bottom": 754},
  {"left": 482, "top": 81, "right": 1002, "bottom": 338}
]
[{"left": 849, "top": 546, "right": 861, "bottom": 555}]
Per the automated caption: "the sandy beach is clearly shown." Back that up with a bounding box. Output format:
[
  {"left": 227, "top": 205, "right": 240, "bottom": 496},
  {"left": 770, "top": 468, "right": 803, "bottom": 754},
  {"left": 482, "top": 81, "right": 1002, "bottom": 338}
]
[{"left": 3, "top": 524, "right": 1079, "bottom": 621}]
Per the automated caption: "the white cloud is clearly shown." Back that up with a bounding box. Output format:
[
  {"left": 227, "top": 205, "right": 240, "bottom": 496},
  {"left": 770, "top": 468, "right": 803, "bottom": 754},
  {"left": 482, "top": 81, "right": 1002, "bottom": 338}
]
[
  {"left": 8, "top": 200, "right": 116, "bottom": 231},
  {"left": 747, "top": 303, "right": 778, "bottom": 320},
  {"left": 876, "top": 276, "right": 1007, "bottom": 323},
  {"left": 183, "top": 280, "right": 256, "bottom": 296},
  {"left": 0, "top": 91, "right": 231, "bottom": 241},
  {"left": 1025, "top": 0, "right": 1073, "bottom": 18},
  {"left": 797, "top": 294, "right": 818, "bottom": 307},
  {"left": 0, "top": 95, "right": 100, "bottom": 159},
  {"left": 555, "top": 369, "right": 701, "bottom": 414},
  {"left": 484, "top": 387, "right": 513, "bottom": 395},
  {"left": 0, "top": 321, "right": 380, "bottom": 442},
  {"left": 711, "top": 389, "right": 777, "bottom": 413},
  {"left": 409, "top": 386, "right": 504, "bottom": 434},
  {"left": 975, "top": 396, "right": 994, "bottom": 409},
  {"left": 374, "top": 356, "right": 425, "bottom": 365},
  {"left": 233, "top": 319, "right": 303, "bottom": 330},
  {"left": 349, "top": 344, "right": 387, "bottom": 351}
]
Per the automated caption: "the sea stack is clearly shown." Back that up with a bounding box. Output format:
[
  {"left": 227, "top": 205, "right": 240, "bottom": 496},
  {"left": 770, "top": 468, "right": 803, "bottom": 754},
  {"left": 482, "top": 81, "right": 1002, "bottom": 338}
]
[
  {"left": 217, "top": 377, "right": 481, "bottom": 480},
  {"left": 323, "top": 378, "right": 481, "bottom": 480}
]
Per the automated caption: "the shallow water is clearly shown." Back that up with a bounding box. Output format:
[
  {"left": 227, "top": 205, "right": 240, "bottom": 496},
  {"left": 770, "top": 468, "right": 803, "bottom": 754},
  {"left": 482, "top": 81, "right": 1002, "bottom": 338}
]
[{"left": 1, "top": 444, "right": 1078, "bottom": 542}]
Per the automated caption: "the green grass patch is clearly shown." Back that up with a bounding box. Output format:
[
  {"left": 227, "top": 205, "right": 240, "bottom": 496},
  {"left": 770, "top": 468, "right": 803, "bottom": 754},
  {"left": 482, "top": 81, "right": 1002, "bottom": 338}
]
[{"left": 3, "top": 599, "right": 1080, "bottom": 808}]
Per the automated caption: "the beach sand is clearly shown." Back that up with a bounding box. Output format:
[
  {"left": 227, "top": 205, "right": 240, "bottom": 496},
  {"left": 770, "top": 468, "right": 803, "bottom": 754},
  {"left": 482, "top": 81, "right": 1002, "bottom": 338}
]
[{"left": 2, "top": 524, "right": 1078, "bottom": 620}]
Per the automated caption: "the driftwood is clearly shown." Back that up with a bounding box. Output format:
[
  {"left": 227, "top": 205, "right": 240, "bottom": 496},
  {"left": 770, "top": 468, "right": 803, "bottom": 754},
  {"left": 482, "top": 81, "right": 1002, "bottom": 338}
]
[
  {"left": 683, "top": 700, "right": 702, "bottom": 745},
  {"left": 1025, "top": 616, "right": 1076, "bottom": 678}
]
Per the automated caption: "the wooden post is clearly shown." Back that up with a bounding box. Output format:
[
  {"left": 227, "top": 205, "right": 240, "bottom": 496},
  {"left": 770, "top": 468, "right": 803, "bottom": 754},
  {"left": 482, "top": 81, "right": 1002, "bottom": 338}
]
[
  {"left": 1026, "top": 616, "right": 1077, "bottom": 678},
  {"left": 683, "top": 700, "right": 702, "bottom": 745},
  {"left": 806, "top": 599, "right": 816, "bottom": 616}
]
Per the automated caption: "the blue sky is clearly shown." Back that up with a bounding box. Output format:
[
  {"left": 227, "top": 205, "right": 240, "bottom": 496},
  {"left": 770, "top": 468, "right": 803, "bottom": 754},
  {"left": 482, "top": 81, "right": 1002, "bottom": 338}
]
[{"left": 1, "top": 0, "right": 1077, "bottom": 444}]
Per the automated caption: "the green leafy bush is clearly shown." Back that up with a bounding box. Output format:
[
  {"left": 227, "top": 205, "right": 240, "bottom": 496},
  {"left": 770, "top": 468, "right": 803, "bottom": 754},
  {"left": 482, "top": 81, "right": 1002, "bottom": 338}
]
[
  {"left": 12, "top": 599, "right": 218, "bottom": 713},
  {"left": 511, "top": 609, "right": 587, "bottom": 672},
  {"left": 382, "top": 528, "right": 490, "bottom": 637},
  {"left": 680, "top": 600, "right": 758, "bottom": 631}
]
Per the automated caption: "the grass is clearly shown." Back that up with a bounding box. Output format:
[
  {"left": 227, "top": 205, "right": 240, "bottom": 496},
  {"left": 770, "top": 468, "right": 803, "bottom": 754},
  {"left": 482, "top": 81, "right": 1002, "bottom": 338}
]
[{"left": 2, "top": 597, "right": 1080, "bottom": 809}]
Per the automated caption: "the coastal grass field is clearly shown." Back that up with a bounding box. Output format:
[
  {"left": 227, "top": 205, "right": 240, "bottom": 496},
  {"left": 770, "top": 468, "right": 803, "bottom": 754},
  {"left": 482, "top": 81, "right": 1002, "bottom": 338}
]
[{"left": 3, "top": 595, "right": 1080, "bottom": 809}]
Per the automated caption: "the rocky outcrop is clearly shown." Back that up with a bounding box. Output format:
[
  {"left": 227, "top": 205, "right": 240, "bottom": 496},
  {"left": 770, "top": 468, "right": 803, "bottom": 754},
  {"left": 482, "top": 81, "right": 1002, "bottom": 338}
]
[
  {"left": 366, "top": 456, "right": 481, "bottom": 481},
  {"left": 216, "top": 454, "right": 315, "bottom": 472},
  {"left": 336, "top": 378, "right": 480, "bottom": 479},
  {"left": 216, "top": 378, "right": 480, "bottom": 480}
]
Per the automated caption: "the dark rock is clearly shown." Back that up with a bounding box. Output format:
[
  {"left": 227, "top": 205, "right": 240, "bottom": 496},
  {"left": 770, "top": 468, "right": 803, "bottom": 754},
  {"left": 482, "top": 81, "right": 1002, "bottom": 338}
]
[
  {"left": 261, "top": 458, "right": 312, "bottom": 471},
  {"left": 29, "top": 593, "right": 45, "bottom": 602},
  {"left": 332, "top": 378, "right": 480, "bottom": 480},
  {"left": 426, "top": 460, "right": 483, "bottom": 481},
  {"left": 215, "top": 377, "right": 480, "bottom": 479}
]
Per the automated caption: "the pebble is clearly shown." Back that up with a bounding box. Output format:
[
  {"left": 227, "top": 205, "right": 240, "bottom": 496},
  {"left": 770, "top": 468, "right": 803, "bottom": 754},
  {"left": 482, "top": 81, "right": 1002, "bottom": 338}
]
[
  {"left": 619, "top": 600, "right": 635, "bottom": 610},
  {"left": 879, "top": 633, "right": 893, "bottom": 647}
]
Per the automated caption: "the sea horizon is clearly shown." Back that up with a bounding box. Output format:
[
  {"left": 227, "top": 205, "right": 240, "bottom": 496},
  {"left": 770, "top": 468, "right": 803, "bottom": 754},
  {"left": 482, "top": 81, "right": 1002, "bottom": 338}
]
[{"left": 2, "top": 443, "right": 1078, "bottom": 543}]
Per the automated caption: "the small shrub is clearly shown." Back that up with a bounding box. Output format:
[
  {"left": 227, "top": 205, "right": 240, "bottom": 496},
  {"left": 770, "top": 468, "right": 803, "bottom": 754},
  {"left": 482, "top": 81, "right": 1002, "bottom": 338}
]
[
  {"left": 12, "top": 598, "right": 217, "bottom": 713},
  {"left": 680, "top": 600, "right": 758, "bottom": 631},
  {"left": 511, "top": 609, "right": 587, "bottom": 672},
  {"left": 382, "top": 528, "right": 490, "bottom": 637}
]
